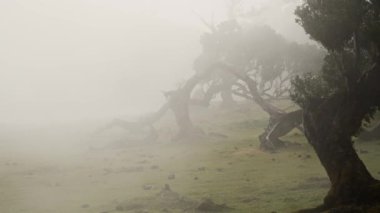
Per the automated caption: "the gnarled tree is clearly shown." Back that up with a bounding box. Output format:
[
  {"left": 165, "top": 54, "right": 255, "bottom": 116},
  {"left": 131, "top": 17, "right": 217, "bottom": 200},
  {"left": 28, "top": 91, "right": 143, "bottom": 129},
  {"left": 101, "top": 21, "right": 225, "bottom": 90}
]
[
  {"left": 197, "top": 19, "right": 324, "bottom": 150},
  {"left": 293, "top": 0, "right": 380, "bottom": 211}
]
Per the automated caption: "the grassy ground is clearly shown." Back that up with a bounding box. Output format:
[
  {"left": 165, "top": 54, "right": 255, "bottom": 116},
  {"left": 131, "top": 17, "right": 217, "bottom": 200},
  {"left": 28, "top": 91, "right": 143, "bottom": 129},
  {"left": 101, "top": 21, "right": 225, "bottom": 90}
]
[{"left": 1, "top": 102, "right": 380, "bottom": 213}]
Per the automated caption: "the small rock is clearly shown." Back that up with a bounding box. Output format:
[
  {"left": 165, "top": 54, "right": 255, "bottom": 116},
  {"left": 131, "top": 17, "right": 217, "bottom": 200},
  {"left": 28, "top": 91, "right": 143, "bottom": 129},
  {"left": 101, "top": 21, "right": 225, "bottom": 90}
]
[
  {"left": 163, "top": 184, "right": 171, "bottom": 191},
  {"left": 150, "top": 165, "right": 159, "bottom": 170},
  {"left": 81, "top": 204, "right": 90, "bottom": 208},
  {"left": 194, "top": 176, "right": 199, "bottom": 180},
  {"left": 198, "top": 167, "right": 206, "bottom": 171},
  {"left": 216, "top": 168, "right": 224, "bottom": 172},
  {"left": 168, "top": 174, "right": 175, "bottom": 180},
  {"left": 196, "top": 198, "right": 231, "bottom": 212},
  {"left": 143, "top": 185, "right": 153, "bottom": 190}
]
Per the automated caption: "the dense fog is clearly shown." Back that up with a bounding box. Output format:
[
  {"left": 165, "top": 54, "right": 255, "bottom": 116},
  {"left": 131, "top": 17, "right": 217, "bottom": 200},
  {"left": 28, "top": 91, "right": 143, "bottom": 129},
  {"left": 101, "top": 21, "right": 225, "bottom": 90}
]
[
  {"left": 0, "top": 0, "right": 307, "bottom": 125},
  {"left": 6, "top": 1, "right": 375, "bottom": 213}
]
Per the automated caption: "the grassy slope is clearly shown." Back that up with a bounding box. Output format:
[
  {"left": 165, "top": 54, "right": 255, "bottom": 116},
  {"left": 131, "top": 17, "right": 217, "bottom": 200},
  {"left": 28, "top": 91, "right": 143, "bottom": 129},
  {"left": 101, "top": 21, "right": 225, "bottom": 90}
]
[{"left": 1, "top": 102, "right": 380, "bottom": 213}]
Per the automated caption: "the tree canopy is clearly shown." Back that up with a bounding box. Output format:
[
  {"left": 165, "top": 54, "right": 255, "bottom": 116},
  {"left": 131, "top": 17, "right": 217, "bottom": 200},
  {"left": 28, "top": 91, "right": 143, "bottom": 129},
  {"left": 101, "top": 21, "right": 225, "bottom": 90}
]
[{"left": 291, "top": 0, "right": 380, "bottom": 211}]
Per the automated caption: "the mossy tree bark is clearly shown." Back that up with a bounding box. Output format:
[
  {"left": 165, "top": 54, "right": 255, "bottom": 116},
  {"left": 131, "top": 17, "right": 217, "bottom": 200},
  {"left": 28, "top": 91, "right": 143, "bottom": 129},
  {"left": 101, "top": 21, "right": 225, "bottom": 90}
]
[{"left": 299, "top": 92, "right": 380, "bottom": 212}]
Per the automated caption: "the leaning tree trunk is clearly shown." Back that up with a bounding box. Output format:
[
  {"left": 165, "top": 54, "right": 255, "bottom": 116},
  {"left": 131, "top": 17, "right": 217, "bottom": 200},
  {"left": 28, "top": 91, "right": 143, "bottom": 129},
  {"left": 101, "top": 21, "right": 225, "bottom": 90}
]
[
  {"left": 358, "top": 122, "right": 380, "bottom": 141},
  {"left": 259, "top": 109, "right": 303, "bottom": 150},
  {"left": 230, "top": 69, "right": 304, "bottom": 150},
  {"left": 300, "top": 95, "right": 380, "bottom": 212},
  {"left": 169, "top": 94, "right": 199, "bottom": 141},
  {"left": 167, "top": 75, "right": 203, "bottom": 141}
]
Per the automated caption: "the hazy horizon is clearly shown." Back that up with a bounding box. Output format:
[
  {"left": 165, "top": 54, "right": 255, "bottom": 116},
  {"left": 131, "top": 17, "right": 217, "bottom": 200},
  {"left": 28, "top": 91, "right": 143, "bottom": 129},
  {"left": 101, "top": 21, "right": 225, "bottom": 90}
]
[{"left": 0, "top": 0, "right": 310, "bottom": 125}]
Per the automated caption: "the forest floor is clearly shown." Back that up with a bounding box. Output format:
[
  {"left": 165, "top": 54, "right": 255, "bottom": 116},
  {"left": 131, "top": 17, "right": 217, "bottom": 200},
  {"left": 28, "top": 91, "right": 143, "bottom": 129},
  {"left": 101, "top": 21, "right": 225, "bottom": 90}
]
[{"left": 1, "top": 102, "right": 380, "bottom": 213}]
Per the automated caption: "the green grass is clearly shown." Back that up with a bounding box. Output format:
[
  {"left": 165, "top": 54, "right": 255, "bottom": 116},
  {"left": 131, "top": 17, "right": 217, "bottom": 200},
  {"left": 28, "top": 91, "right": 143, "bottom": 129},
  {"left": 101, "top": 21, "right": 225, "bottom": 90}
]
[{"left": 1, "top": 102, "right": 380, "bottom": 213}]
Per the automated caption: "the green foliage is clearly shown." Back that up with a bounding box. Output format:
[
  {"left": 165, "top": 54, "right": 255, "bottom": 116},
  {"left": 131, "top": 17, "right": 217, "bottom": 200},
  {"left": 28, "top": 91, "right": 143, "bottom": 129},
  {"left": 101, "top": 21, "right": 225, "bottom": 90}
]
[
  {"left": 295, "top": 0, "right": 366, "bottom": 50},
  {"left": 195, "top": 19, "right": 325, "bottom": 97},
  {"left": 290, "top": 73, "right": 335, "bottom": 109},
  {"left": 293, "top": 0, "right": 380, "bottom": 115}
]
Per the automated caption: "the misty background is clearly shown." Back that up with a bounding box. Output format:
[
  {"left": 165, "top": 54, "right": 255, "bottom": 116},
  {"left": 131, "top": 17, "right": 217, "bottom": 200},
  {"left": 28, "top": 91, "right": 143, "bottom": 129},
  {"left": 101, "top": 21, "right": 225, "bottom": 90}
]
[{"left": 0, "top": 0, "right": 308, "bottom": 126}]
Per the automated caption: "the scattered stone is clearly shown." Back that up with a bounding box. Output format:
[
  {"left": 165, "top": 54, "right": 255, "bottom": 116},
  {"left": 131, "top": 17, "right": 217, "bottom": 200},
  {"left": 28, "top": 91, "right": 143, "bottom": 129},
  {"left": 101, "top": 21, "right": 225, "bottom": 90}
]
[
  {"left": 194, "top": 176, "right": 199, "bottom": 180},
  {"left": 115, "top": 184, "right": 232, "bottom": 212},
  {"left": 359, "top": 149, "right": 369, "bottom": 154},
  {"left": 216, "top": 168, "right": 224, "bottom": 172},
  {"left": 272, "top": 158, "right": 276, "bottom": 161}
]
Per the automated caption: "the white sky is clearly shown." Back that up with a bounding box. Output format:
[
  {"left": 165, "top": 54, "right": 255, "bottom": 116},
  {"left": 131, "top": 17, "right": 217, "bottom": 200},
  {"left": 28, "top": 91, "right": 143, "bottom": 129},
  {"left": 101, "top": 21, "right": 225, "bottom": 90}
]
[{"left": 0, "top": 0, "right": 308, "bottom": 125}]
